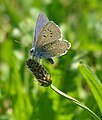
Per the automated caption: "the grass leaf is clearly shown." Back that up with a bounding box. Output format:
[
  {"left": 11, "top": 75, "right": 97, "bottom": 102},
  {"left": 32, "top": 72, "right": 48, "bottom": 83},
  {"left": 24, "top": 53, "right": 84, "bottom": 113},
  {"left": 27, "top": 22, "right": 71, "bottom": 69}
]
[{"left": 78, "top": 61, "right": 102, "bottom": 113}]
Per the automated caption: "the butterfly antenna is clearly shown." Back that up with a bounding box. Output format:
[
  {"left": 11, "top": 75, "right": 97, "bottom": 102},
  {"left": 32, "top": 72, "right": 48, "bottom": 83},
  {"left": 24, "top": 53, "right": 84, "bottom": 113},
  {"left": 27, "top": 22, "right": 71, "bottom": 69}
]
[{"left": 14, "top": 40, "right": 31, "bottom": 49}]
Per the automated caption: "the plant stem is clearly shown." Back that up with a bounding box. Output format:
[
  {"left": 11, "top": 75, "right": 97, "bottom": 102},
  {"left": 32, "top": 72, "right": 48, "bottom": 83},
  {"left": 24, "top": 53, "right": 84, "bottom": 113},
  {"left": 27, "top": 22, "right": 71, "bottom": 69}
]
[{"left": 50, "top": 84, "right": 101, "bottom": 120}]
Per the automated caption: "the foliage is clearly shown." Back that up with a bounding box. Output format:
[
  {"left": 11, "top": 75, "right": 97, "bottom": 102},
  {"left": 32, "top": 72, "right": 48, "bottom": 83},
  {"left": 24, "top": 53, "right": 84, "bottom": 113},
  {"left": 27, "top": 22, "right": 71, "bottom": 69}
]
[
  {"left": 78, "top": 61, "right": 102, "bottom": 113},
  {"left": 0, "top": 0, "right": 102, "bottom": 120}
]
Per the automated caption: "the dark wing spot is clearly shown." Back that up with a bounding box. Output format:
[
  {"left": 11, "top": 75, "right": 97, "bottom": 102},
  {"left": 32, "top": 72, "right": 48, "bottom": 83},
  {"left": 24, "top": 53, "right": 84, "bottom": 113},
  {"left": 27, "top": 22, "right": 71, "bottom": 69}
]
[
  {"left": 48, "top": 29, "right": 49, "bottom": 31},
  {"left": 43, "top": 35, "right": 46, "bottom": 38},
  {"left": 50, "top": 42, "right": 52, "bottom": 45},
  {"left": 50, "top": 36, "right": 52, "bottom": 37},
  {"left": 60, "top": 43, "right": 62, "bottom": 45},
  {"left": 43, "top": 46, "right": 46, "bottom": 49},
  {"left": 49, "top": 30, "right": 51, "bottom": 32},
  {"left": 51, "top": 33, "right": 52, "bottom": 34}
]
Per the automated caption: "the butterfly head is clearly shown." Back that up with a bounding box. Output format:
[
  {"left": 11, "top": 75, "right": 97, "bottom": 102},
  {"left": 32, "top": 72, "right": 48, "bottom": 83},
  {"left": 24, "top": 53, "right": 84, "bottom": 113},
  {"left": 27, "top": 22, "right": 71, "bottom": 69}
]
[{"left": 30, "top": 47, "right": 35, "bottom": 57}]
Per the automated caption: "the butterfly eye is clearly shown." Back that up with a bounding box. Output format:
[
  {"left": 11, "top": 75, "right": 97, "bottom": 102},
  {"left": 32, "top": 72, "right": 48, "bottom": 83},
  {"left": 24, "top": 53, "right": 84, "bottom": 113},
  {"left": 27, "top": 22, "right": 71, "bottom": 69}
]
[{"left": 30, "top": 48, "right": 34, "bottom": 54}]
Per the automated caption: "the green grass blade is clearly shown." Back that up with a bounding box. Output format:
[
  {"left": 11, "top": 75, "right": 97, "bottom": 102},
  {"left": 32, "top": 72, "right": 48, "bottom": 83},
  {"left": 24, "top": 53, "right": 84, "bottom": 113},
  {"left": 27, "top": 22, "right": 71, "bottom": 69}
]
[{"left": 78, "top": 61, "right": 102, "bottom": 113}]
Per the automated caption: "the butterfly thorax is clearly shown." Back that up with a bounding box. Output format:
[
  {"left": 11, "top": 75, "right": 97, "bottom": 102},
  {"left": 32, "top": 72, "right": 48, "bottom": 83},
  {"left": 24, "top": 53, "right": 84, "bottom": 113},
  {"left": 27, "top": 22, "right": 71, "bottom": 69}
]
[{"left": 30, "top": 47, "right": 49, "bottom": 59}]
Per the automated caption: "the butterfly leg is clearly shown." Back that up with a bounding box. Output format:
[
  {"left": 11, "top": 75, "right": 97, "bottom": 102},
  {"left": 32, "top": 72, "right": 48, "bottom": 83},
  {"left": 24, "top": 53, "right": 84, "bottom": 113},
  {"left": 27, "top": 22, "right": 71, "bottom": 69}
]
[
  {"left": 46, "top": 58, "right": 54, "bottom": 64},
  {"left": 35, "top": 57, "right": 40, "bottom": 63}
]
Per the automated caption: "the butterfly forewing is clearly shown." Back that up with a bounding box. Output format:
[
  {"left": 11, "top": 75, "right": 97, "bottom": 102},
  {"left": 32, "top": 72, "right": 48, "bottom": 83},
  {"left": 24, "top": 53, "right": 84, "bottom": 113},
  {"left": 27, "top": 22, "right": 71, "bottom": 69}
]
[
  {"left": 36, "top": 21, "right": 62, "bottom": 47},
  {"left": 40, "top": 40, "right": 71, "bottom": 58},
  {"left": 33, "top": 12, "right": 49, "bottom": 46}
]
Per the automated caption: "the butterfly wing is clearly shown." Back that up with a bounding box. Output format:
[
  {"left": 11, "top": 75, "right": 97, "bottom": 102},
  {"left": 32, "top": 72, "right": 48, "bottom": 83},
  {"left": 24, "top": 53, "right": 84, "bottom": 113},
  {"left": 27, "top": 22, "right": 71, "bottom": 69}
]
[
  {"left": 33, "top": 12, "right": 49, "bottom": 47},
  {"left": 38, "top": 40, "right": 71, "bottom": 58},
  {"left": 36, "top": 21, "right": 62, "bottom": 47}
]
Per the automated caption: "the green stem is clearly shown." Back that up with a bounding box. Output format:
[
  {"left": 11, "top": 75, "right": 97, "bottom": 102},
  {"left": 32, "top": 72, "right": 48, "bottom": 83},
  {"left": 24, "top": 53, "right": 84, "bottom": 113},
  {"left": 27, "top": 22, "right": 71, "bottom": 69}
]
[{"left": 50, "top": 84, "right": 101, "bottom": 120}]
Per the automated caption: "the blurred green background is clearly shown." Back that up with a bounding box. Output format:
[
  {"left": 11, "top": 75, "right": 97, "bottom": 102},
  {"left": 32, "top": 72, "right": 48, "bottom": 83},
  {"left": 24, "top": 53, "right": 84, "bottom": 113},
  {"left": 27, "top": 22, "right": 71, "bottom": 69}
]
[{"left": 0, "top": 0, "right": 102, "bottom": 120}]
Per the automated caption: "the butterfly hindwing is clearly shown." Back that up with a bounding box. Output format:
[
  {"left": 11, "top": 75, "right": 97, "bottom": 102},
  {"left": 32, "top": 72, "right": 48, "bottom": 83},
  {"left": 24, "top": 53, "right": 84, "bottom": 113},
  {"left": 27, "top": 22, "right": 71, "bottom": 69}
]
[{"left": 39, "top": 40, "right": 71, "bottom": 58}]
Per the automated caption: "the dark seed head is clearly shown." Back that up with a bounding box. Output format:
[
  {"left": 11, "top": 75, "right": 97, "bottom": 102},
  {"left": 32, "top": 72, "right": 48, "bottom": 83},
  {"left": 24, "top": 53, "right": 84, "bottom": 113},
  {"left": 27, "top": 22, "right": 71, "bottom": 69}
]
[{"left": 26, "top": 58, "right": 52, "bottom": 87}]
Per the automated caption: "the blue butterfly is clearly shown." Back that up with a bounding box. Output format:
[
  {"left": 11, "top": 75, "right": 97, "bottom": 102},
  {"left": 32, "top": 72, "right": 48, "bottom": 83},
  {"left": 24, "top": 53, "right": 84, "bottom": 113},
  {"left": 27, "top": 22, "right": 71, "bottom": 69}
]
[{"left": 30, "top": 12, "right": 71, "bottom": 64}]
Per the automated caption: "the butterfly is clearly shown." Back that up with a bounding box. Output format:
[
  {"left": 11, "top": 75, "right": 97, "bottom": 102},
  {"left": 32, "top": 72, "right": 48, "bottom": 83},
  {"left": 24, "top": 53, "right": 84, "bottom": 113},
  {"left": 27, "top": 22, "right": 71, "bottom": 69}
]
[
  {"left": 26, "top": 58, "right": 52, "bottom": 87},
  {"left": 30, "top": 12, "right": 71, "bottom": 64}
]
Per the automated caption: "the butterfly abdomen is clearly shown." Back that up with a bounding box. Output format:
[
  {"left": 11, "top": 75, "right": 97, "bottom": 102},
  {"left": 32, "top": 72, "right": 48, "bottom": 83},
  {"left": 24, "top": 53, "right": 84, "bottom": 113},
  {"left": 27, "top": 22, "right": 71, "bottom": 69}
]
[{"left": 26, "top": 58, "right": 52, "bottom": 87}]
